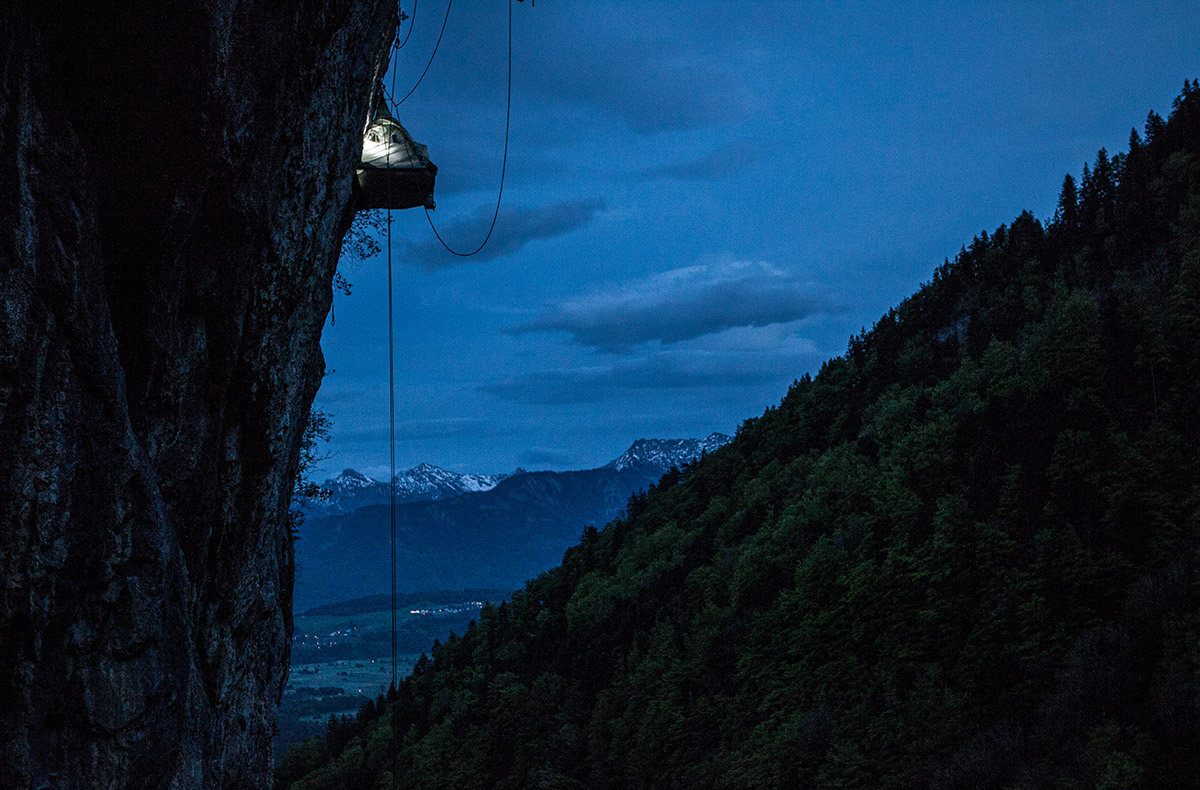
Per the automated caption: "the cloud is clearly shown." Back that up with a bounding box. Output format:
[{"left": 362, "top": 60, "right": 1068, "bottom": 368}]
[
  {"left": 635, "top": 141, "right": 775, "bottom": 182},
  {"left": 334, "top": 418, "right": 491, "bottom": 444},
  {"left": 434, "top": 149, "right": 587, "bottom": 196},
  {"left": 483, "top": 335, "right": 820, "bottom": 404},
  {"left": 507, "top": 259, "right": 836, "bottom": 352},
  {"left": 518, "top": 448, "right": 576, "bottom": 468},
  {"left": 406, "top": 198, "right": 603, "bottom": 269},
  {"left": 403, "top": 3, "right": 757, "bottom": 136},
  {"left": 531, "top": 42, "right": 754, "bottom": 134}
]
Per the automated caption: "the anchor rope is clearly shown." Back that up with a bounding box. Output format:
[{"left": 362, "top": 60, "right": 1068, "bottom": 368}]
[
  {"left": 395, "top": 0, "right": 417, "bottom": 51},
  {"left": 386, "top": 36, "right": 399, "bottom": 789},
  {"left": 389, "top": 0, "right": 453, "bottom": 109},
  {"left": 376, "top": 2, "right": 515, "bottom": 779},
  {"left": 423, "top": 0, "right": 512, "bottom": 257}
]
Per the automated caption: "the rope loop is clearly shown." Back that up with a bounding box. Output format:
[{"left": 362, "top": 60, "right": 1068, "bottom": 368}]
[{"left": 424, "top": 0, "right": 512, "bottom": 257}]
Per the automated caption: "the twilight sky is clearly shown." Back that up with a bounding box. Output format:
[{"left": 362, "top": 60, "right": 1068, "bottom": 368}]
[{"left": 313, "top": 0, "right": 1200, "bottom": 480}]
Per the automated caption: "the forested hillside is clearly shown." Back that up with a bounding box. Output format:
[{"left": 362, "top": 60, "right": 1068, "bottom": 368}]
[{"left": 279, "top": 82, "right": 1200, "bottom": 789}]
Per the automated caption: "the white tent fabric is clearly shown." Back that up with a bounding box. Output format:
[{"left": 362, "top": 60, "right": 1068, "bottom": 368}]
[{"left": 360, "top": 117, "right": 432, "bottom": 170}]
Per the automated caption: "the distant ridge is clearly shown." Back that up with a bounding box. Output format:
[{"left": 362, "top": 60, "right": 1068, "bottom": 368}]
[
  {"left": 298, "top": 463, "right": 510, "bottom": 517},
  {"left": 293, "top": 434, "right": 732, "bottom": 609},
  {"left": 297, "top": 435, "right": 732, "bottom": 517},
  {"left": 605, "top": 433, "right": 732, "bottom": 472}
]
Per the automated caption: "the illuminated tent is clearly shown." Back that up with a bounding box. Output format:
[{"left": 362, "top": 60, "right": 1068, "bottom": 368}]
[{"left": 355, "top": 102, "right": 437, "bottom": 211}]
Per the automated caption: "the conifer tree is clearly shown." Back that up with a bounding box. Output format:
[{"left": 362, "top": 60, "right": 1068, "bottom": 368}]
[{"left": 1054, "top": 173, "right": 1079, "bottom": 231}]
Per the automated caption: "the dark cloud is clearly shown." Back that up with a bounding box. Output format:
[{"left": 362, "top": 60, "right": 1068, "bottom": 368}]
[
  {"left": 406, "top": 198, "right": 603, "bottom": 269},
  {"left": 518, "top": 448, "right": 576, "bottom": 468},
  {"left": 434, "top": 149, "right": 587, "bottom": 196},
  {"left": 527, "top": 40, "right": 754, "bottom": 134},
  {"left": 507, "top": 260, "right": 836, "bottom": 352},
  {"left": 335, "top": 418, "right": 492, "bottom": 443},
  {"left": 635, "top": 141, "right": 775, "bottom": 182},
  {"left": 522, "top": 5, "right": 758, "bottom": 134},
  {"left": 483, "top": 341, "right": 819, "bottom": 405},
  {"left": 402, "top": 2, "right": 756, "bottom": 136}
]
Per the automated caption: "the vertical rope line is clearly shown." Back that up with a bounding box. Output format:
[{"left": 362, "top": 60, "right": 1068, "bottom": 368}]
[
  {"left": 386, "top": 47, "right": 400, "bottom": 788},
  {"left": 387, "top": 221, "right": 397, "bottom": 694}
]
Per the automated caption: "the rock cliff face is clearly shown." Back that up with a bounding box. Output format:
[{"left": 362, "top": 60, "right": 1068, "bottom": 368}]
[{"left": 0, "top": 2, "right": 394, "bottom": 786}]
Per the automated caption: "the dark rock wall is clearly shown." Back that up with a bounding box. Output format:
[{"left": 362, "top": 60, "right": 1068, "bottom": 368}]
[{"left": 0, "top": 2, "right": 394, "bottom": 786}]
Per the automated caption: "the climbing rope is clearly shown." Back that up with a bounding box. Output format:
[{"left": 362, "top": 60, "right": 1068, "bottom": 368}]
[
  {"left": 386, "top": 39, "right": 400, "bottom": 786},
  {"left": 386, "top": 213, "right": 397, "bottom": 694},
  {"left": 423, "top": 0, "right": 512, "bottom": 257},
  {"left": 392, "top": 0, "right": 453, "bottom": 108},
  {"left": 395, "top": 0, "right": 417, "bottom": 51},
  {"left": 378, "top": 1, "right": 515, "bottom": 776}
]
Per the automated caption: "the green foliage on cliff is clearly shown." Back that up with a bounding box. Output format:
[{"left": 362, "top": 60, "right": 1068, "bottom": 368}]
[{"left": 278, "top": 82, "right": 1200, "bottom": 789}]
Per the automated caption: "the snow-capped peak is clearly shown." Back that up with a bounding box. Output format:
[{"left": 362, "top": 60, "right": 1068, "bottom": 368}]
[
  {"left": 301, "top": 463, "right": 507, "bottom": 517},
  {"left": 328, "top": 468, "right": 379, "bottom": 490},
  {"left": 605, "top": 433, "right": 732, "bottom": 472},
  {"left": 393, "top": 463, "right": 506, "bottom": 497}
]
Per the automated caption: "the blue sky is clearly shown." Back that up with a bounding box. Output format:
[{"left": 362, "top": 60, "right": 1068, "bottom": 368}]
[{"left": 314, "top": 0, "right": 1200, "bottom": 479}]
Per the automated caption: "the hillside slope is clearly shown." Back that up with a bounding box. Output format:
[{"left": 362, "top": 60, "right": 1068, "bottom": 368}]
[{"left": 281, "top": 83, "right": 1200, "bottom": 789}]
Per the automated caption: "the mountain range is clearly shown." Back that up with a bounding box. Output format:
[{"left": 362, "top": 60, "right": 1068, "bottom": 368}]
[
  {"left": 298, "top": 464, "right": 515, "bottom": 518},
  {"left": 293, "top": 434, "right": 730, "bottom": 609}
]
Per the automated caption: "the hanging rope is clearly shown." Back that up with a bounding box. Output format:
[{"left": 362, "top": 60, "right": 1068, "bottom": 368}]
[
  {"left": 394, "top": 0, "right": 417, "bottom": 51},
  {"left": 423, "top": 0, "right": 512, "bottom": 257},
  {"left": 386, "top": 42, "right": 400, "bottom": 788},
  {"left": 391, "top": 0, "right": 453, "bottom": 108},
  {"left": 378, "top": 3, "right": 515, "bottom": 777}
]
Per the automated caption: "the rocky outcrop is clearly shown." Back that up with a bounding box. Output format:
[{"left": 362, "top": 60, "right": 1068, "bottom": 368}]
[{"left": 0, "top": 2, "right": 394, "bottom": 786}]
